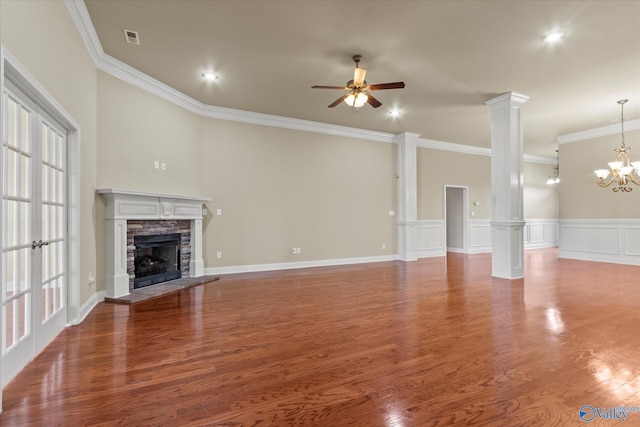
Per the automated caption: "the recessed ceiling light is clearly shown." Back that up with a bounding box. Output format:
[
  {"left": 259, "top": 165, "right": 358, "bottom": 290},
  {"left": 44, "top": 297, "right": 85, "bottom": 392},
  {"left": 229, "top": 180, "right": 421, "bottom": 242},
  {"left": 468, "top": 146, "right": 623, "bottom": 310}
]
[
  {"left": 202, "top": 72, "right": 218, "bottom": 81},
  {"left": 544, "top": 32, "right": 564, "bottom": 44},
  {"left": 389, "top": 109, "right": 401, "bottom": 118}
]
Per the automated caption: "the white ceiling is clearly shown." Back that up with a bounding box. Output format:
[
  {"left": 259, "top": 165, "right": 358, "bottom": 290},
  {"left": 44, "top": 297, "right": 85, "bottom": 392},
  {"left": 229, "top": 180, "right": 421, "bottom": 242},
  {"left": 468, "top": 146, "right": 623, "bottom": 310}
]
[{"left": 84, "top": 0, "right": 640, "bottom": 157}]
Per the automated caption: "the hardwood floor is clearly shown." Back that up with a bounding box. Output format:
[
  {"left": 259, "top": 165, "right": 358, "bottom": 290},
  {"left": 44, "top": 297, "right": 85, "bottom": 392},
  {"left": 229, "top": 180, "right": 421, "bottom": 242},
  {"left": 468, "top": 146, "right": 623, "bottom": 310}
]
[{"left": 1, "top": 249, "right": 639, "bottom": 426}]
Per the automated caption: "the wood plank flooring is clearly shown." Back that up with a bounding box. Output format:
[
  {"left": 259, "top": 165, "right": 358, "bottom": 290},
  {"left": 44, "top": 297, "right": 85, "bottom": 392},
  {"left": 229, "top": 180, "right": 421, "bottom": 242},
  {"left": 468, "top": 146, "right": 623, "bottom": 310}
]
[{"left": 1, "top": 249, "right": 639, "bottom": 426}]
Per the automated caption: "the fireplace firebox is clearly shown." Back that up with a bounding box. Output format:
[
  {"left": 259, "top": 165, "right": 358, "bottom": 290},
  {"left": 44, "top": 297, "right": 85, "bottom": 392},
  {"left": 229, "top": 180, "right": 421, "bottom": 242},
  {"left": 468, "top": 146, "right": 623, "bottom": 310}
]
[{"left": 133, "top": 233, "right": 182, "bottom": 289}]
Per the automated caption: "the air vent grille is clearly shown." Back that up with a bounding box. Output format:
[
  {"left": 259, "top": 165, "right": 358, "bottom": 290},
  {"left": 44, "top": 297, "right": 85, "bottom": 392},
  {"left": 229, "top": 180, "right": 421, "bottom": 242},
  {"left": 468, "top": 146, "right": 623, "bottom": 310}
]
[{"left": 124, "top": 29, "right": 140, "bottom": 45}]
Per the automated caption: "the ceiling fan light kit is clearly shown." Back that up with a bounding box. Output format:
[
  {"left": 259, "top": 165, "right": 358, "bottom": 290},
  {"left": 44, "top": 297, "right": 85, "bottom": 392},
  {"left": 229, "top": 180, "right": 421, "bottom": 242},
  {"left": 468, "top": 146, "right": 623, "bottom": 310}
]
[
  {"left": 312, "top": 55, "right": 405, "bottom": 109},
  {"left": 344, "top": 92, "right": 368, "bottom": 108}
]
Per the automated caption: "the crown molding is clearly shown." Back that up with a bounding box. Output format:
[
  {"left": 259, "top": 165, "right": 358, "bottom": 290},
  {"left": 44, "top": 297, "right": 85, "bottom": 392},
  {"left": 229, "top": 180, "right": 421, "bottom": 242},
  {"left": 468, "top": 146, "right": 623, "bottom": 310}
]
[
  {"left": 64, "top": 0, "right": 103, "bottom": 64},
  {"left": 64, "top": 0, "right": 553, "bottom": 163},
  {"left": 556, "top": 119, "right": 640, "bottom": 144},
  {"left": 418, "top": 138, "right": 491, "bottom": 157},
  {"left": 200, "top": 104, "right": 394, "bottom": 143},
  {"left": 522, "top": 154, "right": 557, "bottom": 165},
  {"left": 417, "top": 138, "right": 555, "bottom": 164}
]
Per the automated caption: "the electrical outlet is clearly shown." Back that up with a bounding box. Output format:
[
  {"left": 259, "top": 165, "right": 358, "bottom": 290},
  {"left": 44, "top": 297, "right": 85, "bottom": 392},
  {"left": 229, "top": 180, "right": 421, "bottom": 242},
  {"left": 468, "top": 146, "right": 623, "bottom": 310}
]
[
  {"left": 88, "top": 273, "right": 95, "bottom": 286},
  {"left": 161, "top": 162, "right": 166, "bottom": 170},
  {"left": 216, "top": 251, "right": 222, "bottom": 259},
  {"left": 216, "top": 208, "right": 222, "bottom": 215},
  {"left": 382, "top": 243, "right": 386, "bottom": 250}
]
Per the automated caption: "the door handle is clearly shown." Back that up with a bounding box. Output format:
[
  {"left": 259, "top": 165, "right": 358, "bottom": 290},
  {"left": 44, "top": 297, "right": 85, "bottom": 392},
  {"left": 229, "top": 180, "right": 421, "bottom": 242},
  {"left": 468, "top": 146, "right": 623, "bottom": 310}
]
[{"left": 31, "top": 240, "right": 50, "bottom": 250}]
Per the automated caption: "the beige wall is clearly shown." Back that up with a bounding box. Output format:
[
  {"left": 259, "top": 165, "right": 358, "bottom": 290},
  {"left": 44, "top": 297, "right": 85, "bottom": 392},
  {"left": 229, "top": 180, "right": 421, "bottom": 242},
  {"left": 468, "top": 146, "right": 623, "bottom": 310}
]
[
  {"left": 418, "top": 147, "right": 558, "bottom": 220},
  {"left": 96, "top": 72, "right": 202, "bottom": 195},
  {"left": 200, "top": 119, "right": 397, "bottom": 266},
  {"left": 418, "top": 148, "right": 491, "bottom": 219},
  {"left": 95, "top": 72, "right": 203, "bottom": 291},
  {"left": 559, "top": 130, "right": 640, "bottom": 219},
  {"left": 94, "top": 72, "right": 397, "bottom": 269},
  {"left": 1, "top": 0, "right": 98, "bottom": 305},
  {"left": 524, "top": 161, "right": 559, "bottom": 219}
]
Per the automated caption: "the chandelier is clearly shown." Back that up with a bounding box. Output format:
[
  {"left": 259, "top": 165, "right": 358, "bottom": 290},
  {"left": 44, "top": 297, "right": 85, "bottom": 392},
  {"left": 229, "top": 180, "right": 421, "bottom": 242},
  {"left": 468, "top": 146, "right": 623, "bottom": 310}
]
[
  {"left": 546, "top": 150, "right": 560, "bottom": 185},
  {"left": 594, "top": 99, "right": 640, "bottom": 192}
]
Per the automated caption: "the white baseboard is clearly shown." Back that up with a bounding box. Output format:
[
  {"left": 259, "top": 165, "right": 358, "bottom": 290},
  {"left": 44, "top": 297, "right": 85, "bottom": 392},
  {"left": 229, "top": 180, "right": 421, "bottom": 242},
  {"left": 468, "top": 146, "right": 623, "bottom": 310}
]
[
  {"left": 204, "top": 254, "right": 399, "bottom": 276},
  {"left": 69, "top": 290, "right": 105, "bottom": 326},
  {"left": 558, "top": 250, "right": 639, "bottom": 266}
]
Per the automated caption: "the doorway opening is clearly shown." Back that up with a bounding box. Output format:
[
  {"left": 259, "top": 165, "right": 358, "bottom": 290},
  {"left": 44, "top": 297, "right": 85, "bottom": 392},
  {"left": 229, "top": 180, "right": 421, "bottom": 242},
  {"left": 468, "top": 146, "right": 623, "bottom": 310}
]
[{"left": 444, "top": 186, "right": 468, "bottom": 253}]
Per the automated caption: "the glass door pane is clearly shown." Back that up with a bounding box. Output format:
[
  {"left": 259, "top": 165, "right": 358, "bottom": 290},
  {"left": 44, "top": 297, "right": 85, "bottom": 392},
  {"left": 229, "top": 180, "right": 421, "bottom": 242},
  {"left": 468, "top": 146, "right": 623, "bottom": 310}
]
[
  {"left": 2, "top": 90, "right": 33, "bottom": 355},
  {"left": 39, "top": 119, "right": 66, "bottom": 324}
]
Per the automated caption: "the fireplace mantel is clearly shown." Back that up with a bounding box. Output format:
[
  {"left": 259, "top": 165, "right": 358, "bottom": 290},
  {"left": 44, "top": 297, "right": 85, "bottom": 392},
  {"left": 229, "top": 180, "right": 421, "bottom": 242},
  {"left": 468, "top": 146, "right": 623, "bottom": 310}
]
[{"left": 98, "top": 189, "right": 212, "bottom": 298}]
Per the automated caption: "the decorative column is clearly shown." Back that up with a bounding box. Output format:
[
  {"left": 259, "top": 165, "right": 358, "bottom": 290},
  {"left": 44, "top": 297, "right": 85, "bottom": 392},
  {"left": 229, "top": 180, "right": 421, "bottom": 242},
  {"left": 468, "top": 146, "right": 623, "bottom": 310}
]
[
  {"left": 190, "top": 218, "right": 205, "bottom": 276},
  {"left": 395, "top": 132, "right": 420, "bottom": 261},
  {"left": 485, "top": 92, "right": 529, "bottom": 279},
  {"left": 105, "top": 218, "right": 130, "bottom": 298}
]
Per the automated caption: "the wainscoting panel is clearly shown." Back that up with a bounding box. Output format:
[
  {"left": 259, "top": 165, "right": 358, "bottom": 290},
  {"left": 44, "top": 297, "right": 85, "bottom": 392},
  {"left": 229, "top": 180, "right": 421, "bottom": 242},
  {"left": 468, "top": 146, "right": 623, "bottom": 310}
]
[
  {"left": 524, "top": 219, "right": 559, "bottom": 249},
  {"left": 469, "top": 220, "right": 492, "bottom": 254},
  {"left": 625, "top": 227, "right": 640, "bottom": 257},
  {"left": 417, "top": 220, "right": 446, "bottom": 258},
  {"left": 417, "top": 219, "right": 558, "bottom": 258},
  {"left": 559, "top": 219, "right": 640, "bottom": 265}
]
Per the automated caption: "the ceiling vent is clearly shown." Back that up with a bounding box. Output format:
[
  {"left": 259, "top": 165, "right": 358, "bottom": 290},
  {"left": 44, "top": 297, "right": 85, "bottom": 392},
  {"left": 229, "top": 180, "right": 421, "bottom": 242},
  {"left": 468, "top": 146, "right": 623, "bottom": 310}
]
[{"left": 123, "top": 29, "right": 140, "bottom": 45}]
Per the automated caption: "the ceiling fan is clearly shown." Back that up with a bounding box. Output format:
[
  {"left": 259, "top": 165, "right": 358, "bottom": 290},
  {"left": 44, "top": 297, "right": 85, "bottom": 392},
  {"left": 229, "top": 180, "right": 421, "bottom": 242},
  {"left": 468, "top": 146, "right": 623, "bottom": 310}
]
[{"left": 312, "top": 55, "right": 405, "bottom": 109}]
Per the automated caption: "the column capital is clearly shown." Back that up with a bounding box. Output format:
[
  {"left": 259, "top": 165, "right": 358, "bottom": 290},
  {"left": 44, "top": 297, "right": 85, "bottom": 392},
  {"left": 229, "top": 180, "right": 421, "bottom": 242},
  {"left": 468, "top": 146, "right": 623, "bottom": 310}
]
[
  {"left": 485, "top": 91, "right": 529, "bottom": 107},
  {"left": 392, "top": 132, "right": 421, "bottom": 143}
]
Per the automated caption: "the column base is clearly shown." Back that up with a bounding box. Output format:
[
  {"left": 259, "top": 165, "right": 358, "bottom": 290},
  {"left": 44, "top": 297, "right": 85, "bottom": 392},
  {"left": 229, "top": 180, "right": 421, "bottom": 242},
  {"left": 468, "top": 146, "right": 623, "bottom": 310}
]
[
  {"left": 105, "top": 272, "right": 131, "bottom": 298},
  {"left": 490, "top": 220, "right": 526, "bottom": 279},
  {"left": 398, "top": 221, "right": 418, "bottom": 261},
  {"left": 190, "top": 259, "right": 205, "bottom": 277}
]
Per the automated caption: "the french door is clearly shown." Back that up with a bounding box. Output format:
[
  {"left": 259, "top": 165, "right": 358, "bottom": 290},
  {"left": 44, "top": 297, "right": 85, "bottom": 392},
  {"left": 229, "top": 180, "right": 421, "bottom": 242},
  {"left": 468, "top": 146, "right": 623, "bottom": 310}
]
[{"left": 2, "top": 79, "right": 67, "bottom": 386}]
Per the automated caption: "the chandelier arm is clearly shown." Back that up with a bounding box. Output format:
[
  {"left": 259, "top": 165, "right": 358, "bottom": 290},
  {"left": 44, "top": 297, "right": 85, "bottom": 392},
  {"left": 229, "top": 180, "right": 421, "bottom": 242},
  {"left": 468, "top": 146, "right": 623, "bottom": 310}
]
[
  {"left": 596, "top": 177, "right": 616, "bottom": 188},
  {"left": 628, "top": 173, "right": 640, "bottom": 185}
]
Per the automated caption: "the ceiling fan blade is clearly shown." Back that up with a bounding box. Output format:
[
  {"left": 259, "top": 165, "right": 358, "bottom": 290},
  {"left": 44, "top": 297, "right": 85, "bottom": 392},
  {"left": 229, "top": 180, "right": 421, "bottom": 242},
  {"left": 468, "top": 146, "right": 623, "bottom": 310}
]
[
  {"left": 328, "top": 94, "right": 348, "bottom": 108},
  {"left": 366, "top": 93, "right": 382, "bottom": 108},
  {"left": 368, "top": 82, "right": 405, "bottom": 90},
  {"left": 353, "top": 67, "right": 367, "bottom": 86},
  {"left": 312, "top": 85, "right": 349, "bottom": 90}
]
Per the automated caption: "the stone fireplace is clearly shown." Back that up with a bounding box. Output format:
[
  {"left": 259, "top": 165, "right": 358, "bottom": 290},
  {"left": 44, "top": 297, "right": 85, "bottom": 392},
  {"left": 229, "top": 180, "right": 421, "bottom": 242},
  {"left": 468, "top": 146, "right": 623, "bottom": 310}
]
[
  {"left": 129, "top": 221, "right": 190, "bottom": 290},
  {"left": 98, "top": 189, "right": 211, "bottom": 298}
]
